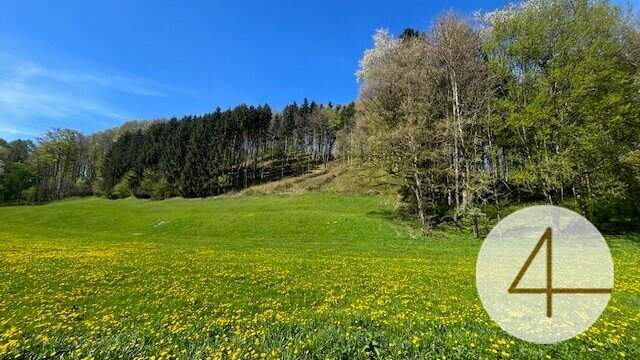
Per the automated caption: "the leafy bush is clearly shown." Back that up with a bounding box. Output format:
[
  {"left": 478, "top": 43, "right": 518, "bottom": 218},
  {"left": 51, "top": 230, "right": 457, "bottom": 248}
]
[{"left": 111, "top": 177, "right": 132, "bottom": 199}]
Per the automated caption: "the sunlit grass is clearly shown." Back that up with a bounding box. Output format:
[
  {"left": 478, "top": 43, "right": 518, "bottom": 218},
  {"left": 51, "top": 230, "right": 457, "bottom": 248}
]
[{"left": 0, "top": 194, "right": 638, "bottom": 359}]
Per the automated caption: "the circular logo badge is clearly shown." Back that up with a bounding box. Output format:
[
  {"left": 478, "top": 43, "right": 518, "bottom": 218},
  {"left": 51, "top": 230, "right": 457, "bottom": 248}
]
[{"left": 476, "top": 205, "right": 613, "bottom": 344}]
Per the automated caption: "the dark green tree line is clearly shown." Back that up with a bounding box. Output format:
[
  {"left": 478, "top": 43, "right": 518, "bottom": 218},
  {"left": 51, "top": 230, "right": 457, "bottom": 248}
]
[
  {"left": 0, "top": 139, "right": 36, "bottom": 203},
  {"left": 1, "top": 100, "right": 352, "bottom": 204},
  {"left": 102, "top": 101, "right": 350, "bottom": 199}
]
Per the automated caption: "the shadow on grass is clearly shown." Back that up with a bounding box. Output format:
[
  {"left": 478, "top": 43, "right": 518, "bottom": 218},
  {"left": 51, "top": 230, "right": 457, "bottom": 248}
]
[
  {"left": 598, "top": 221, "right": 640, "bottom": 239},
  {"left": 365, "top": 209, "right": 397, "bottom": 222},
  {"left": 366, "top": 209, "right": 423, "bottom": 228},
  {"left": 608, "top": 232, "right": 640, "bottom": 245}
]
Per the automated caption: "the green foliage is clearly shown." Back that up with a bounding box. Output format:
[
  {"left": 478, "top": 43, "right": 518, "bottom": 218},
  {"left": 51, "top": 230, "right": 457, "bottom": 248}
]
[
  {"left": 110, "top": 176, "right": 132, "bottom": 199},
  {"left": 20, "top": 185, "right": 37, "bottom": 203},
  {"left": 6, "top": 139, "right": 34, "bottom": 162},
  {"left": 357, "top": 0, "right": 640, "bottom": 229},
  {"left": 484, "top": 0, "right": 640, "bottom": 219},
  {"left": 30, "top": 129, "right": 91, "bottom": 202},
  {"left": 0, "top": 101, "right": 355, "bottom": 205},
  {"left": 103, "top": 102, "right": 354, "bottom": 200},
  {"left": 0, "top": 137, "right": 36, "bottom": 204},
  {"left": 0, "top": 162, "right": 35, "bottom": 204},
  {"left": 399, "top": 27, "right": 421, "bottom": 40}
]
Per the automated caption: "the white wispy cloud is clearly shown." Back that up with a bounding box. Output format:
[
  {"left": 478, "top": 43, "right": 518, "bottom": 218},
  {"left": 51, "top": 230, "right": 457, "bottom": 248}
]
[
  {"left": 0, "top": 125, "right": 37, "bottom": 137},
  {"left": 0, "top": 57, "right": 170, "bottom": 139},
  {"left": 0, "top": 81, "right": 129, "bottom": 120},
  {"left": 13, "top": 61, "right": 168, "bottom": 97}
]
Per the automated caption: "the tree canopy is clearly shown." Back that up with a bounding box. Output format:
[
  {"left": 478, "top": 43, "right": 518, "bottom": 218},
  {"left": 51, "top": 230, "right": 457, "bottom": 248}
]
[{"left": 353, "top": 0, "right": 640, "bottom": 231}]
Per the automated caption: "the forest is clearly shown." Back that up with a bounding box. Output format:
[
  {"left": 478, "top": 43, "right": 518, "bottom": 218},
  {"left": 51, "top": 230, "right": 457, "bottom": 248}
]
[
  {"left": 0, "top": 100, "right": 354, "bottom": 202},
  {"left": 1, "top": 0, "right": 639, "bottom": 232},
  {"left": 348, "top": 0, "right": 640, "bottom": 232}
]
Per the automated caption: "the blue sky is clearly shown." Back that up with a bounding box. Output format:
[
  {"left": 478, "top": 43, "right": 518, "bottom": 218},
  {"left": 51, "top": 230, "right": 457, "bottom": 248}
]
[{"left": 0, "top": 0, "right": 635, "bottom": 140}]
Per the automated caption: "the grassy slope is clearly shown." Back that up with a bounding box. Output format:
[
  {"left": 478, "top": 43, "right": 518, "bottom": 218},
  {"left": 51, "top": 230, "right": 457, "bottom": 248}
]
[
  {"left": 238, "top": 161, "right": 397, "bottom": 197},
  {"left": 0, "top": 193, "right": 638, "bottom": 359}
]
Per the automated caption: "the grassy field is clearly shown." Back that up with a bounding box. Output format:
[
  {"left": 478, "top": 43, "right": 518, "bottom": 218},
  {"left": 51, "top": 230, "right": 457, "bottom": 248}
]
[{"left": 0, "top": 193, "right": 638, "bottom": 359}]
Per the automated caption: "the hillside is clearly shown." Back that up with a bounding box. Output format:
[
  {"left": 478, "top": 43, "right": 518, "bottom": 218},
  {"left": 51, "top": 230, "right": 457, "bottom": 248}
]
[
  {"left": 238, "top": 161, "right": 397, "bottom": 197},
  {"left": 0, "top": 194, "right": 638, "bottom": 358}
]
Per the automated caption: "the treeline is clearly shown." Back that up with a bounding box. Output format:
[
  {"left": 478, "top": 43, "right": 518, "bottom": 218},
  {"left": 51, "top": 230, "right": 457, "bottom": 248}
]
[
  {"left": 103, "top": 101, "right": 354, "bottom": 199},
  {"left": 352, "top": 0, "right": 640, "bottom": 232},
  {"left": 1, "top": 128, "right": 126, "bottom": 203},
  {"left": 0, "top": 139, "right": 35, "bottom": 203},
  {"left": 0, "top": 100, "right": 354, "bottom": 203}
]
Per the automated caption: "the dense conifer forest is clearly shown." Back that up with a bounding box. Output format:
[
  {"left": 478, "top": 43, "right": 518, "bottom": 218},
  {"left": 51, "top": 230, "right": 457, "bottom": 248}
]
[{"left": 103, "top": 101, "right": 355, "bottom": 199}]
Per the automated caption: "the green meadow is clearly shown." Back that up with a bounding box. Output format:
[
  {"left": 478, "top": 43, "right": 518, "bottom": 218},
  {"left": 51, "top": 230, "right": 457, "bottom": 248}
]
[{"left": 0, "top": 193, "right": 638, "bottom": 359}]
